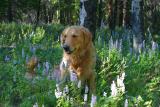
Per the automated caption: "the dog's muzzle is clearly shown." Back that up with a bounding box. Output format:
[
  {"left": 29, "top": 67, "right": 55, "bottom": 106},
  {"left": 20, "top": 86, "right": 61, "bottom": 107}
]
[{"left": 62, "top": 45, "right": 74, "bottom": 54}]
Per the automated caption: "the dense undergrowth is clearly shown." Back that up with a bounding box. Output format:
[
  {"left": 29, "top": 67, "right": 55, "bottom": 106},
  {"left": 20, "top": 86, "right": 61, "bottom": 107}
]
[{"left": 0, "top": 23, "right": 160, "bottom": 107}]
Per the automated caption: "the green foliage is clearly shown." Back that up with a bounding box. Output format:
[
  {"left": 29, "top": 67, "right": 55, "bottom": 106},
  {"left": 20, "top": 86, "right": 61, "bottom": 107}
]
[
  {"left": 0, "top": 23, "right": 160, "bottom": 106},
  {"left": 0, "top": 23, "right": 64, "bottom": 106},
  {"left": 0, "top": 62, "right": 56, "bottom": 107},
  {"left": 0, "top": 22, "right": 64, "bottom": 45}
]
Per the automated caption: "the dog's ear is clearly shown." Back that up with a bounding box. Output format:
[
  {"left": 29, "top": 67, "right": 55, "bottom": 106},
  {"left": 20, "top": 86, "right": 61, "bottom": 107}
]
[
  {"left": 60, "top": 27, "right": 69, "bottom": 44},
  {"left": 81, "top": 27, "right": 92, "bottom": 47}
]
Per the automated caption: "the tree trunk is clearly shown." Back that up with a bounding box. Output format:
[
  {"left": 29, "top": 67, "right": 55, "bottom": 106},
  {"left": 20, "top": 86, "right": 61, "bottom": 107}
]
[
  {"left": 80, "top": 0, "right": 97, "bottom": 41},
  {"left": 131, "top": 0, "right": 144, "bottom": 55},
  {"left": 122, "top": 0, "right": 127, "bottom": 28},
  {"left": 123, "top": 0, "right": 131, "bottom": 28},
  {"left": 98, "top": 0, "right": 103, "bottom": 28},
  {"left": 108, "top": 0, "right": 117, "bottom": 34},
  {"left": 59, "top": 0, "right": 65, "bottom": 24},
  {"left": 150, "top": 0, "right": 160, "bottom": 42},
  {"left": 36, "top": 0, "right": 41, "bottom": 25},
  {"left": 117, "top": 0, "right": 123, "bottom": 27},
  {"left": 7, "top": 0, "right": 13, "bottom": 22},
  {"left": 108, "top": 0, "right": 113, "bottom": 30},
  {"left": 65, "top": 0, "right": 72, "bottom": 25},
  {"left": 113, "top": 0, "right": 118, "bottom": 29}
]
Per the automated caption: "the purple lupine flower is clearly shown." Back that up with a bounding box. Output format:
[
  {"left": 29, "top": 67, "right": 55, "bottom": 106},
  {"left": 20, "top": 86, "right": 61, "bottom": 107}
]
[
  {"left": 115, "top": 39, "right": 118, "bottom": 49},
  {"left": 22, "top": 48, "right": 25, "bottom": 58},
  {"left": 4, "top": 55, "right": 10, "bottom": 62},
  {"left": 55, "top": 84, "right": 62, "bottom": 98},
  {"left": 152, "top": 41, "right": 158, "bottom": 51},
  {"left": 90, "top": 94, "right": 97, "bottom": 107},
  {"left": 119, "top": 39, "right": 122, "bottom": 52},
  {"left": 70, "top": 70, "right": 77, "bottom": 82},
  {"left": 43, "top": 61, "right": 49, "bottom": 75},
  {"left": 63, "top": 85, "right": 69, "bottom": 94}
]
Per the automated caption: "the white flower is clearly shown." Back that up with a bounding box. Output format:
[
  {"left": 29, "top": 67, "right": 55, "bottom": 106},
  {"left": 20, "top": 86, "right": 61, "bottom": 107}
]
[
  {"left": 33, "top": 102, "right": 38, "bottom": 107},
  {"left": 42, "top": 104, "right": 44, "bottom": 107},
  {"left": 55, "top": 89, "right": 62, "bottom": 98},
  {"left": 90, "top": 94, "right": 97, "bottom": 107},
  {"left": 117, "top": 75, "right": 121, "bottom": 87},
  {"left": 56, "top": 84, "right": 61, "bottom": 92},
  {"left": 152, "top": 41, "right": 158, "bottom": 51},
  {"left": 117, "top": 73, "right": 126, "bottom": 93},
  {"left": 78, "top": 80, "right": 81, "bottom": 88},
  {"left": 70, "top": 97, "right": 73, "bottom": 104},
  {"left": 124, "top": 99, "right": 128, "bottom": 107},
  {"left": 66, "top": 96, "right": 70, "bottom": 101},
  {"left": 111, "top": 81, "right": 117, "bottom": 96},
  {"left": 121, "top": 72, "right": 125, "bottom": 81},
  {"left": 120, "top": 73, "right": 126, "bottom": 93},
  {"left": 103, "top": 92, "right": 107, "bottom": 97},
  {"left": 107, "top": 57, "right": 109, "bottom": 62},
  {"left": 84, "top": 94, "right": 88, "bottom": 102},
  {"left": 85, "top": 85, "right": 89, "bottom": 94},
  {"left": 120, "top": 84, "right": 125, "bottom": 93},
  {"left": 63, "top": 85, "right": 69, "bottom": 94}
]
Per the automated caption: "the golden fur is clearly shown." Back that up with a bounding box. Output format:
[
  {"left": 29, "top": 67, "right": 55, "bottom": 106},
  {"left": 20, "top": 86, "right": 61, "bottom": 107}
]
[
  {"left": 25, "top": 56, "right": 38, "bottom": 79},
  {"left": 60, "top": 26, "right": 96, "bottom": 94}
]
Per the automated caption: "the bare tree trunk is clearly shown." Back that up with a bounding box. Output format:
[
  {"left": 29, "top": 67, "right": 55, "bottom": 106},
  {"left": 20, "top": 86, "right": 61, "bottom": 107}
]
[
  {"left": 113, "top": 0, "right": 118, "bottom": 29},
  {"left": 123, "top": 0, "right": 131, "bottom": 28},
  {"left": 108, "top": 0, "right": 113, "bottom": 29},
  {"left": 36, "top": 0, "right": 41, "bottom": 25},
  {"left": 150, "top": 0, "right": 160, "bottom": 42},
  {"left": 131, "top": 0, "right": 144, "bottom": 55},
  {"left": 117, "top": 0, "right": 123, "bottom": 27},
  {"left": 108, "top": 0, "right": 117, "bottom": 34},
  {"left": 122, "top": 0, "right": 127, "bottom": 27},
  {"left": 80, "top": 0, "right": 97, "bottom": 41},
  {"left": 7, "top": 0, "right": 13, "bottom": 22},
  {"left": 98, "top": 0, "right": 102, "bottom": 28},
  {"left": 66, "top": 0, "right": 72, "bottom": 25}
]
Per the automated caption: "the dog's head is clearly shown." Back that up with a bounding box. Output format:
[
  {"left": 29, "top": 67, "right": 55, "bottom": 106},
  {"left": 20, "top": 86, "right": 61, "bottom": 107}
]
[{"left": 60, "top": 26, "right": 92, "bottom": 54}]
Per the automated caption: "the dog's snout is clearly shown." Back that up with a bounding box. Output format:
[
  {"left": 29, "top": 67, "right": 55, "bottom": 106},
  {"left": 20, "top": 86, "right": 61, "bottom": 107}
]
[{"left": 63, "top": 45, "right": 70, "bottom": 52}]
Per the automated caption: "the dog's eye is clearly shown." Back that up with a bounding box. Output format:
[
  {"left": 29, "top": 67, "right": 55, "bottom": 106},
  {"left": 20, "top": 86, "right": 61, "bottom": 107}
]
[
  {"left": 64, "top": 35, "right": 66, "bottom": 38},
  {"left": 72, "top": 35, "right": 77, "bottom": 38}
]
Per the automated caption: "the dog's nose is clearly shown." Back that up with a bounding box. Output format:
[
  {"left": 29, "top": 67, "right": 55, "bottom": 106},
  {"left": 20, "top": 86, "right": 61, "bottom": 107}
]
[{"left": 63, "top": 45, "right": 70, "bottom": 52}]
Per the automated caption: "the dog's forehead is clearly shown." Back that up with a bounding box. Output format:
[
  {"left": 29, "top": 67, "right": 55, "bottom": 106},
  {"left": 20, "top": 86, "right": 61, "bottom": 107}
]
[{"left": 64, "top": 27, "right": 82, "bottom": 35}]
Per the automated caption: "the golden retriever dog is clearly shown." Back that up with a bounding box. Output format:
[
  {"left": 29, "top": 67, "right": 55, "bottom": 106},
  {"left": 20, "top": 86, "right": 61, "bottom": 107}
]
[
  {"left": 25, "top": 56, "right": 39, "bottom": 79},
  {"left": 60, "top": 26, "right": 96, "bottom": 94}
]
